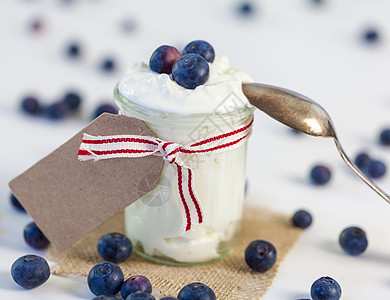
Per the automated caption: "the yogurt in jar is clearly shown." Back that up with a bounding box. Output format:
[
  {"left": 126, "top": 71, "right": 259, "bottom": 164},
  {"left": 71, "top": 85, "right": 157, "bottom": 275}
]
[{"left": 116, "top": 55, "right": 254, "bottom": 264}]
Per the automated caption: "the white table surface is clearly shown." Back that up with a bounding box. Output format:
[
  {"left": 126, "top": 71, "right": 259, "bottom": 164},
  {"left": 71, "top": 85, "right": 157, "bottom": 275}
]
[{"left": 1, "top": 0, "right": 390, "bottom": 299}]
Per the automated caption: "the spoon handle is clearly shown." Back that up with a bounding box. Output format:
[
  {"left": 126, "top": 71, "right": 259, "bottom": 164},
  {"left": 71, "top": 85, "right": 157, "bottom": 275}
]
[{"left": 333, "top": 137, "right": 390, "bottom": 204}]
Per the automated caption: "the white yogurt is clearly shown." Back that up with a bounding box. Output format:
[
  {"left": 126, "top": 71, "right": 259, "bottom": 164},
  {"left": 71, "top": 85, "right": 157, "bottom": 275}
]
[
  {"left": 118, "top": 55, "right": 252, "bottom": 115},
  {"left": 117, "top": 55, "right": 253, "bottom": 263}
]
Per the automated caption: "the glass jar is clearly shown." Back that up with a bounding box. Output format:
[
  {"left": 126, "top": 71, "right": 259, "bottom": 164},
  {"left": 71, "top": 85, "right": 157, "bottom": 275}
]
[{"left": 114, "top": 86, "right": 255, "bottom": 266}]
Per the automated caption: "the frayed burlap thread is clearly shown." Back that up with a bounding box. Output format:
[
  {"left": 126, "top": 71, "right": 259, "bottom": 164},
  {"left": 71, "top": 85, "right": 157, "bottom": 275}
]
[{"left": 48, "top": 205, "right": 301, "bottom": 299}]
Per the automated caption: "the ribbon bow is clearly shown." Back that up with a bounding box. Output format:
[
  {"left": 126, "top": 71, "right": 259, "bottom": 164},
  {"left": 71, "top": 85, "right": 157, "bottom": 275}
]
[{"left": 78, "top": 116, "right": 254, "bottom": 233}]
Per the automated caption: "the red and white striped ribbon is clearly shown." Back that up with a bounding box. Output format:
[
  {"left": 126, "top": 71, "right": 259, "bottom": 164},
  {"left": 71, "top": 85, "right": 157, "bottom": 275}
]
[{"left": 78, "top": 115, "right": 253, "bottom": 233}]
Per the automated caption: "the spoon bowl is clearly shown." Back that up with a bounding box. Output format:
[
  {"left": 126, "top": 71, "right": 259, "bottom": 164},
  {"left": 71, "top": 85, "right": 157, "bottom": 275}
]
[{"left": 242, "top": 82, "right": 390, "bottom": 204}]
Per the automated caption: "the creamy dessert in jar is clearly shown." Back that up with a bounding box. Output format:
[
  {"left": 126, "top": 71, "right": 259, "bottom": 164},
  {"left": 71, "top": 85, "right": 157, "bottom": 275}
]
[{"left": 115, "top": 41, "right": 254, "bottom": 265}]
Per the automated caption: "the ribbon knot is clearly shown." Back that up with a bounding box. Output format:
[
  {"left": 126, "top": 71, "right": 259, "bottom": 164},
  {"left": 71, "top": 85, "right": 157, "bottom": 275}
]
[{"left": 78, "top": 115, "right": 254, "bottom": 233}]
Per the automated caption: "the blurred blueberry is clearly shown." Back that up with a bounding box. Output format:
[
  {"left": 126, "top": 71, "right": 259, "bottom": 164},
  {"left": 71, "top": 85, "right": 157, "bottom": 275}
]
[
  {"left": 21, "top": 96, "right": 41, "bottom": 115},
  {"left": 379, "top": 129, "right": 390, "bottom": 146},
  {"left": 93, "top": 296, "right": 122, "bottom": 300},
  {"left": 11, "top": 255, "right": 50, "bottom": 289},
  {"left": 93, "top": 103, "right": 118, "bottom": 119},
  {"left": 160, "top": 298, "right": 179, "bottom": 300},
  {"left": 46, "top": 102, "right": 68, "bottom": 119},
  {"left": 29, "top": 18, "right": 43, "bottom": 33},
  {"left": 366, "top": 160, "right": 386, "bottom": 179},
  {"left": 292, "top": 210, "right": 312, "bottom": 229},
  {"left": 362, "top": 28, "right": 380, "bottom": 44},
  {"left": 339, "top": 226, "right": 368, "bottom": 256},
  {"left": 354, "top": 152, "right": 371, "bottom": 170},
  {"left": 310, "top": 165, "right": 331, "bottom": 185},
  {"left": 62, "top": 91, "right": 82, "bottom": 111},
  {"left": 100, "top": 58, "right": 116, "bottom": 72},
  {"left": 237, "top": 2, "right": 255, "bottom": 16},
  {"left": 24, "top": 222, "right": 50, "bottom": 249},
  {"left": 66, "top": 42, "right": 81, "bottom": 58},
  {"left": 10, "top": 193, "right": 26, "bottom": 212}
]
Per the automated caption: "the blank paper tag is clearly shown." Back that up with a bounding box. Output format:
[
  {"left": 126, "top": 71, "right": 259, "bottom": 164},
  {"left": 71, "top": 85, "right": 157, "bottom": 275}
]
[{"left": 9, "top": 113, "right": 164, "bottom": 251}]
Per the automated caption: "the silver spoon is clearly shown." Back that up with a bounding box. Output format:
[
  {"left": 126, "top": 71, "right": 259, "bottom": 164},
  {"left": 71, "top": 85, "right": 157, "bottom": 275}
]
[{"left": 242, "top": 82, "right": 390, "bottom": 204}]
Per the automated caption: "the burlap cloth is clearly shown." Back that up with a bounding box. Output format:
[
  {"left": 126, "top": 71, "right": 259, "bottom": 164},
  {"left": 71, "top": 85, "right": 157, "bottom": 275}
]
[{"left": 48, "top": 205, "right": 301, "bottom": 299}]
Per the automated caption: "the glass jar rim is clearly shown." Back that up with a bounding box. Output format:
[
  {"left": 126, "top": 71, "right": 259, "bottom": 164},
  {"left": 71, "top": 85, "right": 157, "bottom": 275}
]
[{"left": 113, "top": 84, "right": 255, "bottom": 125}]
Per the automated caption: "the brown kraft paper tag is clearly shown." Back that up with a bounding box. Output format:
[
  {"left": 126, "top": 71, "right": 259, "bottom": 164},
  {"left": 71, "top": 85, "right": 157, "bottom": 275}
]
[{"left": 9, "top": 113, "right": 164, "bottom": 252}]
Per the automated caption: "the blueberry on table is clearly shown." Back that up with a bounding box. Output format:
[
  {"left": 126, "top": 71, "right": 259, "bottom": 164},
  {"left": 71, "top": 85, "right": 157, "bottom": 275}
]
[
  {"left": 93, "top": 104, "right": 118, "bottom": 119},
  {"left": 126, "top": 291, "right": 156, "bottom": 300},
  {"left": 177, "top": 282, "right": 216, "bottom": 300},
  {"left": 21, "top": 96, "right": 41, "bottom": 115},
  {"left": 366, "top": 159, "right": 386, "bottom": 179},
  {"left": 310, "top": 164, "right": 331, "bottom": 185},
  {"left": 10, "top": 193, "right": 26, "bottom": 212},
  {"left": 88, "top": 261, "right": 124, "bottom": 296},
  {"left": 362, "top": 28, "right": 380, "bottom": 44},
  {"left": 62, "top": 91, "right": 82, "bottom": 111},
  {"left": 149, "top": 45, "right": 181, "bottom": 74},
  {"left": 24, "top": 222, "right": 50, "bottom": 249},
  {"left": 354, "top": 152, "right": 371, "bottom": 170},
  {"left": 98, "top": 232, "right": 132, "bottom": 263},
  {"left": 11, "top": 254, "right": 50, "bottom": 289},
  {"left": 339, "top": 226, "right": 368, "bottom": 255},
  {"left": 93, "top": 296, "right": 122, "bottom": 300},
  {"left": 183, "top": 40, "right": 215, "bottom": 63},
  {"left": 66, "top": 42, "right": 81, "bottom": 58},
  {"left": 379, "top": 129, "right": 390, "bottom": 145},
  {"left": 237, "top": 2, "right": 255, "bottom": 16},
  {"left": 121, "top": 275, "right": 152, "bottom": 299},
  {"left": 46, "top": 101, "right": 68, "bottom": 119},
  {"left": 311, "top": 276, "right": 342, "bottom": 300},
  {"left": 292, "top": 210, "right": 312, "bottom": 229},
  {"left": 172, "top": 54, "right": 209, "bottom": 89},
  {"left": 245, "top": 240, "right": 277, "bottom": 273},
  {"left": 100, "top": 58, "right": 116, "bottom": 72}
]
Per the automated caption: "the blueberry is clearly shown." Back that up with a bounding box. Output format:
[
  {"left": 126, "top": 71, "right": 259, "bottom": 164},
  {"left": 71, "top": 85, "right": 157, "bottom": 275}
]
[
  {"left": 126, "top": 291, "right": 156, "bottom": 300},
  {"left": 160, "top": 298, "right": 179, "bottom": 300},
  {"left": 310, "top": 276, "right": 342, "bottom": 300},
  {"left": 21, "top": 96, "right": 41, "bottom": 115},
  {"left": 379, "top": 129, "right": 390, "bottom": 145},
  {"left": 237, "top": 2, "right": 255, "bottom": 16},
  {"left": 339, "top": 226, "right": 368, "bottom": 255},
  {"left": 10, "top": 193, "right": 26, "bottom": 212},
  {"left": 177, "top": 282, "right": 216, "bottom": 300},
  {"left": 93, "top": 296, "right": 122, "bottom": 300},
  {"left": 310, "top": 165, "right": 331, "bottom": 185},
  {"left": 30, "top": 18, "right": 43, "bottom": 33},
  {"left": 172, "top": 54, "right": 209, "bottom": 89},
  {"left": 66, "top": 42, "right": 81, "bottom": 58},
  {"left": 149, "top": 45, "right": 181, "bottom": 74},
  {"left": 366, "top": 159, "right": 386, "bottom": 179},
  {"left": 93, "top": 103, "right": 118, "bottom": 119},
  {"left": 354, "top": 152, "right": 371, "bottom": 170},
  {"left": 121, "top": 275, "right": 152, "bottom": 299},
  {"left": 362, "top": 28, "right": 379, "bottom": 44},
  {"left": 244, "top": 240, "right": 277, "bottom": 273},
  {"left": 24, "top": 222, "right": 50, "bottom": 249},
  {"left": 46, "top": 102, "right": 68, "bottom": 119},
  {"left": 88, "top": 262, "right": 124, "bottom": 296},
  {"left": 100, "top": 58, "right": 116, "bottom": 72},
  {"left": 183, "top": 40, "right": 215, "bottom": 63},
  {"left": 62, "top": 91, "right": 82, "bottom": 111},
  {"left": 292, "top": 210, "right": 312, "bottom": 229},
  {"left": 11, "top": 254, "right": 50, "bottom": 289},
  {"left": 98, "top": 233, "right": 132, "bottom": 263}
]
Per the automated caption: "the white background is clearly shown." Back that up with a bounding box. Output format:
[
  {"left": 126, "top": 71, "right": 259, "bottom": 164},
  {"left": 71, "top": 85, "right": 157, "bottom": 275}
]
[{"left": 1, "top": 0, "right": 390, "bottom": 299}]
